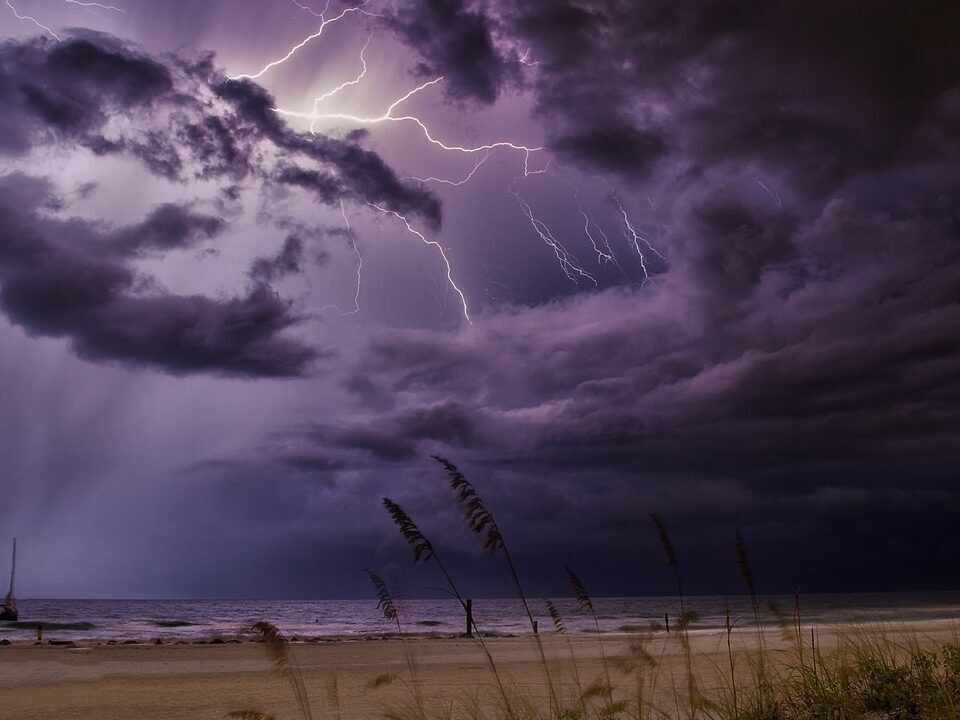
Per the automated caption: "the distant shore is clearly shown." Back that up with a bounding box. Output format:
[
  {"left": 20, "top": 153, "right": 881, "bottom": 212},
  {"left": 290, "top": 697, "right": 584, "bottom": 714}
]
[{"left": 2, "top": 619, "right": 959, "bottom": 720}]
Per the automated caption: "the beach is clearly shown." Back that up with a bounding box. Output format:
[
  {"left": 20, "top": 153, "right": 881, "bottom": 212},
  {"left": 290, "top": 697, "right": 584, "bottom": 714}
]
[{"left": 2, "top": 620, "right": 958, "bottom": 720}]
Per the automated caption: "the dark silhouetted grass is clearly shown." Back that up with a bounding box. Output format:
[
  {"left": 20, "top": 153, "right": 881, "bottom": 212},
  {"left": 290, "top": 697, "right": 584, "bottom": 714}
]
[{"left": 233, "top": 458, "right": 960, "bottom": 720}]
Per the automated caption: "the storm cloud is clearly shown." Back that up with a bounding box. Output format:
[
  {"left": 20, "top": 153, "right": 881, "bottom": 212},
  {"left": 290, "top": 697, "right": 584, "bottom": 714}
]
[
  {"left": 0, "top": 173, "right": 316, "bottom": 376},
  {"left": 386, "top": 0, "right": 512, "bottom": 105},
  {"left": 0, "top": 33, "right": 442, "bottom": 222},
  {"left": 501, "top": 0, "right": 960, "bottom": 190},
  {"left": 1, "top": 0, "right": 959, "bottom": 598}
]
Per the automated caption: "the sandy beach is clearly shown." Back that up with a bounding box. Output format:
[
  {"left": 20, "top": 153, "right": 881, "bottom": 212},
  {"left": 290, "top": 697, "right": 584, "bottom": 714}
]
[{"left": 2, "top": 620, "right": 957, "bottom": 720}]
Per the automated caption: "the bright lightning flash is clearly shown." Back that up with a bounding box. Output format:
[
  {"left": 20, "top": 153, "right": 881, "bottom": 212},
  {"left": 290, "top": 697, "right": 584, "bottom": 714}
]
[
  {"left": 309, "top": 33, "right": 372, "bottom": 133},
  {"left": 228, "top": 2, "right": 379, "bottom": 82},
  {"left": 275, "top": 76, "right": 545, "bottom": 158},
  {"left": 367, "top": 202, "right": 472, "bottom": 323}
]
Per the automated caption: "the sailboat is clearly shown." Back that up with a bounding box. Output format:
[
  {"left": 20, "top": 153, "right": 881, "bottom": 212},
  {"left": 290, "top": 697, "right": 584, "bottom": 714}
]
[{"left": 1, "top": 538, "right": 17, "bottom": 622}]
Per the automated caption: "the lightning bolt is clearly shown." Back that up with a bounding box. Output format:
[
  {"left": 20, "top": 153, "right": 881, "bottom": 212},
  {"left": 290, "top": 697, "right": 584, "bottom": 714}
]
[
  {"left": 308, "top": 33, "right": 371, "bottom": 135},
  {"left": 517, "top": 48, "right": 540, "bottom": 67},
  {"left": 276, "top": 76, "right": 545, "bottom": 157},
  {"left": 290, "top": 0, "right": 329, "bottom": 17},
  {"left": 5, "top": 0, "right": 127, "bottom": 40},
  {"left": 756, "top": 179, "right": 783, "bottom": 209},
  {"left": 250, "top": 12, "right": 548, "bottom": 316},
  {"left": 404, "top": 150, "right": 491, "bottom": 186},
  {"left": 556, "top": 178, "right": 622, "bottom": 271},
  {"left": 228, "top": 2, "right": 378, "bottom": 82},
  {"left": 610, "top": 190, "right": 666, "bottom": 283},
  {"left": 343, "top": 200, "right": 363, "bottom": 315},
  {"left": 367, "top": 202, "right": 471, "bottom": 323},
  {"left": 62, "top": 0, "right": 126, "bottom": 12},
  {"left": 510, "top": 187, "right": 596, "bottom": 287},
  {"left": 5, "top": 0, "right": 61, "bottom": 39},
  {"left": 319, "top": 199, "right": 363, "bottom": 316},
  {"left": 578, "top": 198, "right": 620, "bottom": 270}
]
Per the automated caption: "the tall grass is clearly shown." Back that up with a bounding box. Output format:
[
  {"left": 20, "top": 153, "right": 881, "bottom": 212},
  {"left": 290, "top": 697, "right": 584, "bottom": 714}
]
[
  {"left": 366, "top": 570, "right": 429, "bottom": 720},
  {"left": 649, "top": 514, "right": 699, "bottom": 719},
  {"left": 381, "top": 496, "right": 515, "bottom": 716},
  {"left": 566, "top": 566, "right": 617, "bottom": 714},
  {"left": 433, "top": 454, "right": 561, "bottom": 717},
  {"left": 229, "top": 620, "right": 313, "bottom": 720},
  {"left": 234, "top": 457, "right": 960, "bottom": 720}
]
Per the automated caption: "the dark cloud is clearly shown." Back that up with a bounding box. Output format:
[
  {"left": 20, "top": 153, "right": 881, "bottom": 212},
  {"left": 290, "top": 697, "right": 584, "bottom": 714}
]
[
  {"left": 504, "top": 0, "right": 960, "bottom": 187},
  {"left": 0, "top": 173, "right": 316, "bottom": 377},
  {"left": 0, "top": 33, "right": 442, "bottom": 226},
  {"left": 3, "top": 2, "right": 960, "bottom": 598},
  {"left": 261, "top": 149, "right": 960, "bottom": 590},
  {"left": 331, "top": 398, "right": 490, "bottom": 461},
  {"left": 0, "top": 34, "right": 172, "bottom": 151},
  {"left": 387, "top": 0, "right": 511, "bottom": 105},
  {"left": 109, "top": 204, "right": 224, "bottom": 256},
  {"left": 215, "top": 78, "right": 443, "bottom": 226},
  {"left": 276, "top": 165, "right": 344, "bottom": 206},
  {"left": 249, "top": 234, "right": 306, "bottom": 283},
  {"left": 0, "top": 30, "right": 452, "bottom": 375},
  {"left": 550, "top": 125, "right": 667, "bottom": 178}
]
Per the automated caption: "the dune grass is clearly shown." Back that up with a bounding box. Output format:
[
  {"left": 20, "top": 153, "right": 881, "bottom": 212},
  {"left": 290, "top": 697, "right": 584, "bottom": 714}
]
[{"left": 232, "top": 458, "right": 960, "bottom": 720}]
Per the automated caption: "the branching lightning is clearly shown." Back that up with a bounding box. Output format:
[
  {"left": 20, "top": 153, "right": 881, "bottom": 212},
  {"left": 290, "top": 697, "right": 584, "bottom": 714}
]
[
  {"left": 276, "top": 76, "right": 545, "bottom": 158},
  {"left": 319, "top": 199, "right": 364, "bottom": 316},
  {"left": 610, "top": 190, "right": 666, "bottom": 283},
  {"left": 517, "top": 48, "right": 539, "bottom": 67},
  {"left": 5, "top": 0, "right": 671, "bottom": 325},
  {"left": 367, "top": 202, "right": 472, "bottom": 323},
  {"left": 309, "top": 33, "right": 371, "bottom": 133},
  {"left": 228, "top": 2, "right": 378, "bottom": 82},
  {"left": 578, "top": 198, "right": 620, "bottom": 270},
  {"left": 5, "top": 0, "right": 61, "bottom": 39},
  {"left": 342, "top": 200, "right": 363, "bottom": 315},
  {"left": 404, "top": 150, "right": 491, "bottom": 186},
  {"left": 510, "top": 187, "right": 596, "bottom": 287},
  {"left": 5, "top": 0, "right": 126, "bottom": 41},
  {"left": 558, "top": 178, "right": 622, "bottom": 271},
  {"left": 290, "top": 0, "right": 329, "bottom": 18}
]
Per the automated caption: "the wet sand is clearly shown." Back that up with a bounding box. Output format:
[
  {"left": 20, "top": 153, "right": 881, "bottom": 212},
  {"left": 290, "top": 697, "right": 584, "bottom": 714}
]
[{"left": 1, "top": 620, "right": 957, "bottom": 720}]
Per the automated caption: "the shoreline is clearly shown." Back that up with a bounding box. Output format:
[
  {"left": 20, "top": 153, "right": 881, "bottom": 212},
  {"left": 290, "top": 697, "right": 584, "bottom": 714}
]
[
  {"left": 3, "top": 619, "right": 959, "bottom": 719},
  {"left": 2, "top": 615, "right": 958, "bottom": 647},
  {"left": 6, "top": 592, "right": 960, "bottom": 649}
]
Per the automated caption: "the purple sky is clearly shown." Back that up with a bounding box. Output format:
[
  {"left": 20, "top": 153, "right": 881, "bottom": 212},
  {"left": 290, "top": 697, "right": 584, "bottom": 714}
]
[{"left": 1, "top": 0, "right": 959, "bottom": 600}]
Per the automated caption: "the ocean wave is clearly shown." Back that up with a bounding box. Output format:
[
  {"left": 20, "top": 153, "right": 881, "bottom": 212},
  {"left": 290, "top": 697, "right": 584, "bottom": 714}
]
[
  {"left": 152, "top": 620, "right": 196, "bottom": 627},
  {"left": 1, "top": 621, "right": 97, "bottom": 630}
]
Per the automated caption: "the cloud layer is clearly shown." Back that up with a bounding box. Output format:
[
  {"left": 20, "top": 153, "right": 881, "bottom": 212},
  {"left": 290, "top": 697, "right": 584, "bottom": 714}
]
[{"left": 2, "top": 1, "right": 959, "bottom": 597}]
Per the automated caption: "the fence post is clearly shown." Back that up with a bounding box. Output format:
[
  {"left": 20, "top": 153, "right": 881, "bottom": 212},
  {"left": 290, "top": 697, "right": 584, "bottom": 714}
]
[{"left": 466, "top": 598, "right": 473, "bottom": 638}]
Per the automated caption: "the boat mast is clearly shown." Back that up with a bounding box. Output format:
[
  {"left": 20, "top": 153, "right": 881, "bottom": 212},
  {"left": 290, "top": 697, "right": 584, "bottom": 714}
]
[{"left": 6, "top": 538, "right": 14, "bottom": 600}]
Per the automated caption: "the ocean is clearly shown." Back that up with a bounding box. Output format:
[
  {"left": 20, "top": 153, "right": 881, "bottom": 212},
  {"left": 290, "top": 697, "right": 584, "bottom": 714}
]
[{"left": 1, "top": 592, "right": 959, "bottom": 643}]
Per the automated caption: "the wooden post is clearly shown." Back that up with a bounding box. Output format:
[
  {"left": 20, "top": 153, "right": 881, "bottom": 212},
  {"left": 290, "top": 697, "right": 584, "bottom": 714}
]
[{"left": 466, "top": 598, "right": 473, "bottom": 638}]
